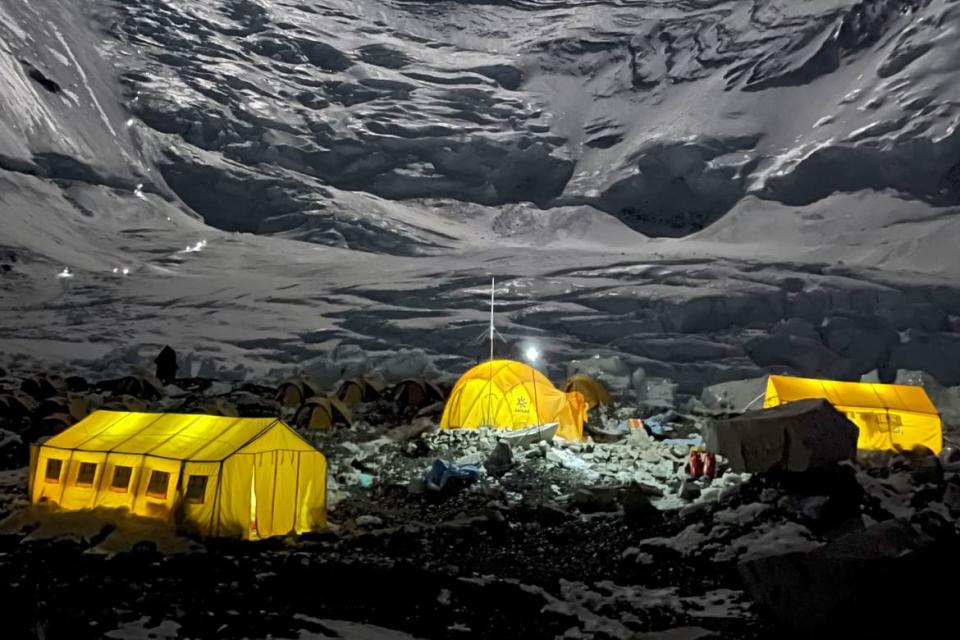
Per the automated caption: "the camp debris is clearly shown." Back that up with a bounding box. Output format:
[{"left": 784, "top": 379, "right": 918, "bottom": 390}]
[
  {"left": 704, "top": 398, "right": 859, "bottom": 473},
  {"left": 391, "top": 377, "right": 445, "bottom": 414},
  {"left": 441, "top": 360, "right": 587, "bottom": 441},
  {"left": 423, "top": 459, "right": 482, "bottom": 492},
  {"left": 336, "top": 374, "right": 386, "bottom": 408},
  {"left": 764, "top": 375, "right": 942, "bottom": 453},
  {"left": 29, "top": 410, "right": 327, "bottom": 539},
  {"left": 294, "top": 395, "right": 353, "bottom": 431},
  {"left": 562, "top": 373, "right": 613, "bottom": 410},
  {"left": 498, "top": 422, "right": 559, "bottom": 448}
]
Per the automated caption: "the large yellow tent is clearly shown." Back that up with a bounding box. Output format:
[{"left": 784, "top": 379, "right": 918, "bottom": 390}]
[
  {"left": 29, "top": 411, "right": 327, "bottom": 539},
  {"left": 763, "top": 375, "right": 942, "bottom": 453},
  {"left": 441, "top": 360, "right": 587, "bottom": 441}
]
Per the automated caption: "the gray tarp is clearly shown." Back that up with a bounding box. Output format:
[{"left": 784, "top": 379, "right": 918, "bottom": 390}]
[{"left": 703, "top": 399, "right": 858, "bottom": 473}]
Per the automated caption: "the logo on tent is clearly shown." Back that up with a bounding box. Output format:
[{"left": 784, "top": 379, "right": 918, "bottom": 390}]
[{"left": 515, "top": 397, "right": 529, "bottom": 413}]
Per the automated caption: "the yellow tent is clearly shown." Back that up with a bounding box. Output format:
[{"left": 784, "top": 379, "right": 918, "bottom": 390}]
[
  {"left": 441, "top": 360, "right": 587, "bottom": 441},
  {"left": 763, "top": 375, "right": 942, "bottom": 453},
  {"left": 29, "top": 410, "right": 327, "bottom": 539},
  {"left": 562, "top": 373, "right": 613, "bottom": 410}
]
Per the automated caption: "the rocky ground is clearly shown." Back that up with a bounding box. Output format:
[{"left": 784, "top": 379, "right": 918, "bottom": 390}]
[{"left": 1, "top": 361, "right": 959, "bottom": 639}]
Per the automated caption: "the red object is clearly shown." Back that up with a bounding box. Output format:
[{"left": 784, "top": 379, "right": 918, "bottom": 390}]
[
  {"left": 688, "top": 450, "right": 704, "bottom": 477},
  {"left": 702, "top": 452, "right": 717, "bottom": 478}
]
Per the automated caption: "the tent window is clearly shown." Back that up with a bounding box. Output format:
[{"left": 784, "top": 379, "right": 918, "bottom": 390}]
[
  {"left": 76, "top": 462, "right": 97, "bottom": 487},
  {"left": 111, "top": 466, "right": 133, "bottom": 492},
  {"left": 44, "top": 459, "right": 63, "bottom": 484},
  {"left": 185, "top": 475, "right": 208, "bottom": 504},
  {"left": 146, "top": 470, "right": 170, "bottom": 499}
]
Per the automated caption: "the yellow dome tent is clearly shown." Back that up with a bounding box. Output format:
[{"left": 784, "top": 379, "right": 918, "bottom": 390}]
[
  {"left": 562, "top": 373, "right": 613, "bottom": 410},
  {"left": 29, "top": 410, "right": 327, "bottom": 539},
  {"left": 441, "top": 360, "right": 587, "bottom": 441},
  {"left": 763, "top": 375, "right": 942, "bottom": 453}
]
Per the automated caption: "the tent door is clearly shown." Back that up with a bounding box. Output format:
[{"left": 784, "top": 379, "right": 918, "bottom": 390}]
[{"left": 249, "top": 476, "right": 259, "bottom": 539}]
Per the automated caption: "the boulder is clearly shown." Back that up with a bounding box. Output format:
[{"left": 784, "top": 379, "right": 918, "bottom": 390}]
[
  {"left": 745, "top": 332, "right": 839, "bottom": 376},
  {"left": 820, "top": 313, "right": 898, "bottom": 379},
  {"left": 887, "top": 332, "right": 960, "bottom": 386},
  {"left": 703, "top": 399, "right": 858, "bottom": 473},
  {"left": 699, "top": 376, "right": 767, "bottom": 412},
  {"left": 636, "top": 377, "right": 678, "bottom": 408},
  {"left": 567, "top": 355, "right": 632, "bottom": 396},
  {"left": 622, "top": 483, "right": 660, "bottom": 524},
  {"left": 571, "top": 487, "right": 620, "bottom": 513},
  {"left": 484, "top": 441, "right": 514, "bottom": 476},
  {"left": 739, "top": 520, "right": 943, "bottom": 635}
]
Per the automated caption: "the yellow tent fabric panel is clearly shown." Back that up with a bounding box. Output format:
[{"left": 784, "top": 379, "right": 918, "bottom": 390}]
[
  {"left": 764, "top": 375, "right": 942, "bottom": 453},
  {"left": 441, "top": 360, "right": 586, "bottom": 441},
  {"left": 29, "top": 411, "right": 328, "bottom": 539}
]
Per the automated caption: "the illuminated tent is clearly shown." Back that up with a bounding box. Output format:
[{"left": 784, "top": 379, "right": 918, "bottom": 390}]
[
  {"left": 29, "top": 411, "right": 327, "bottom": 539},
  {"left": 441, "top": 360, "right": 587, "bottom": 441},
  {"left": 562, "top": 373, "right": 612, "bottom": 410},
  {"left": 763, "top": 375, "right": 942, "bottom": 453}
]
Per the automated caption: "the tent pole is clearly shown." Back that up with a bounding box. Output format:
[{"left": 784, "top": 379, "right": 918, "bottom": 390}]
[{"left": 487, "top": 277, "right": 494, "bottom": 426}]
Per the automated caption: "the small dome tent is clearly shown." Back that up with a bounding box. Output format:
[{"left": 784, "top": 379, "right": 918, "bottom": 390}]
[
  {"left": 336, "top": 375, "right": 384, "bottom": 408},
  {"left": 392, "top": 377, "right": 445, "bottom": 414},
  {"left": 294, "top": 396, "right": 353, "bottom": 431},
  {"left": 441, "top": 360, "right": 586, "bottom": 441},
  {"left": 562, "top": 373, "right": 612, "bottom": 410}
]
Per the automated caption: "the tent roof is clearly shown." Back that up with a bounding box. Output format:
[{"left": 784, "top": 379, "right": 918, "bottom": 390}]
[
  {"left": 766, "top": 375, "right": 939, "bottom": 416},
  {"left": 454, "top": 359, "right": 555, "bottom": 392},
  {"left": 42, "top": 410, "right": 316, "bottom": 461}
]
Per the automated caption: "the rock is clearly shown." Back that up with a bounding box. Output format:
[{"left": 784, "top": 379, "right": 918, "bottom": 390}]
[
  {"left": 630, "top": 367, "right": 647, "bottom": 397},
  {"left": 154, "top": 345, "right": 178, "bottom": 383},
  {"left": 636, "top": 377, "right": 677, "bottom": 408},
  {"left": 622, "top": 483, "right": 659, "bottom": 523},
  {"left": 745, "top": 332, "right": 839, "bottom": 376},
  {"left": 533, "top": 503, "right": 570, "bottom": 525},
  {"left": 907, "top": 450, "right": 943, "bottom": 485},
  {"left": 568, "top": 355, "right": 632, "bottom": 397},
  {"left": 771, "top": 317, "right": 820, "bottom": 341},
  {"left": 887, "top": 332, "right": 960, "bottom": 386},
  {"left": 455, "top": 452, "right": 485, "bottom": 467},
  {"left": 821, "top": 313, "right": 898, "bottom": 379},
  {"left": 407, "top": 478, "right": 426, "bottom": 495},
  {"left": 679, "top": 479, "right": 701, "bottom": 501},
  {"left": 739, "top": 520, "right": 938, "bottom": 635},
  {"left": 387, "top": 418, "right": 437, "bottom": 442},
  {"left": 704, "top": 399, "right": 858, "bottom": 473},
  {"left": 942, "top": 481, "right": 960, "bottom": 515},
  {"left": 630, "top": 477, "right": 665, "bottom": 497},
  {"left": 355, "top": 515, "right": 383, "bottom": 527},
  {"left": 571, "top": 487, "right": 620, "bottom": 513},
  {"left": 484, "top": 441, "right": 514, "bottom": 476},
  {"left": 699, "top": 376, "right": 768, "bottom": 412}
]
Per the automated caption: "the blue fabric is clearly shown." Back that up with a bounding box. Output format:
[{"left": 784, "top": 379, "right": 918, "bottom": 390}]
[
  {"left": 423, "top": 459, "right": 482, "bottom": 491},
  {"left": 662, "top": 436, "right": 704, "bottom": 447}
]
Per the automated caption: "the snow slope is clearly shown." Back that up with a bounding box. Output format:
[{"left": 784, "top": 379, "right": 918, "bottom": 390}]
[{"left": 2, "top": 0, "right": 960, "bottom": 392}]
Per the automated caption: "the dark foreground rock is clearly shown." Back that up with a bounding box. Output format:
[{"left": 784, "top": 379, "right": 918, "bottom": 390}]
[{"left": 704, "top": 399, "right": 858, "bottom": 473}]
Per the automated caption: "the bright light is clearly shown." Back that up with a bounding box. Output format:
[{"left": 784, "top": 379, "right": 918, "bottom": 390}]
[
  {"left": 57, "top": 268, "right": 73, "bottom": 279},
  {"left": 122, "top": 267, "right": 130, "bottom": 276},
  {"left": 524, "top": 346, "right": 540, "bottom": 363}
]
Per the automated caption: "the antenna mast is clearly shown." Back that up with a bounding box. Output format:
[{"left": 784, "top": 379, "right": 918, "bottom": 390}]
[{"left": 489, "top": 277, "right": 495, "bottom": 362}]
